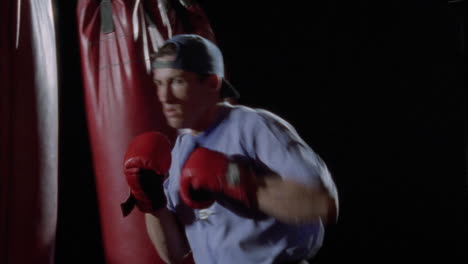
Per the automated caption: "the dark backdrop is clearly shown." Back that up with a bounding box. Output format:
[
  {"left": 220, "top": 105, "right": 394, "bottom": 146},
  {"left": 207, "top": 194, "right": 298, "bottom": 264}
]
[{"left": 54, "top": 1, "right": 467, "bottom": 263}]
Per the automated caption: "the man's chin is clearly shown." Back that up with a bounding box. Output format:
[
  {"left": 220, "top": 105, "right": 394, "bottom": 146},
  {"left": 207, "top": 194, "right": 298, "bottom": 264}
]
[{"left": 167, "top": 118, "right": 183, "bottom": 129}]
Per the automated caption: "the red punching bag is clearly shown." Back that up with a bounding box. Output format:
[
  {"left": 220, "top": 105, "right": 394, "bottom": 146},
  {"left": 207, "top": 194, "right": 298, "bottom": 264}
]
[
  {"left": 0, "top": 0, "right": 59, "bottom": 263},
  {"left": 76, "top": 1, "right": 216, "bottom": 263}
]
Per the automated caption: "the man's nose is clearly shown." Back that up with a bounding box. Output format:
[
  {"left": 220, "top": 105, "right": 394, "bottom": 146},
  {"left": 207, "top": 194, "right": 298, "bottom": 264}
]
[{"left": 157, "top": 83, "right": 174, "bottom": 103}]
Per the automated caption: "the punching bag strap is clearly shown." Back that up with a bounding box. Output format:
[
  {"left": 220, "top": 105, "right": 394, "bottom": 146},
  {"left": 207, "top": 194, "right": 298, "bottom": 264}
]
[
  {"left": 101, "top": 0, "right": 114, "bottom": 34},
  {"left": 178, "top": 0, "right": 193, "bottom": 8},
  {"left": 172, "top": 0, "right": 194, "bottom": 33}
]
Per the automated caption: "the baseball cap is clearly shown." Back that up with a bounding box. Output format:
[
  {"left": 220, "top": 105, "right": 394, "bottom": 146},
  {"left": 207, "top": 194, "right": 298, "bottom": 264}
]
[{"left": 152, "top": 34, "right": 240, "bottom": 99}]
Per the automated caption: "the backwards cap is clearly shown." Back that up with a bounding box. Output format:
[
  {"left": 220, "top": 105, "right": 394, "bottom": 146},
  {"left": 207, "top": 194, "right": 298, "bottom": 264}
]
[{"left": 152, "top": 34, "right": 239, "bottom": 99}]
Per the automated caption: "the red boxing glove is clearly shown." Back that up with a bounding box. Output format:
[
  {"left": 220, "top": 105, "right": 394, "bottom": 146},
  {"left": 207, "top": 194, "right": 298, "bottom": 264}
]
[
  {"left": 121, "top": 132, "right": 172, "bottom": 216},
  {"left": 179, "top": 147, "right": 257, "bottom": 209}
]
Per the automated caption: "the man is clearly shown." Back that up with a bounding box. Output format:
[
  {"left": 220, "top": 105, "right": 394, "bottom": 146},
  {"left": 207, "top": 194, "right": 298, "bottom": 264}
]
[{"left": 123, "top": 34, "right": 339, "bottom": 264}]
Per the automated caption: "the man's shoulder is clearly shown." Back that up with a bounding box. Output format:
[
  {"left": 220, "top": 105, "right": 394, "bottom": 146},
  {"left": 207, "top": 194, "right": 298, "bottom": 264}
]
[
  {"left": 237, "top": 105, "right": 295, "bottom": 132},
  {"left": 225, "top": 103, "right": 257, "bottom": 116},
  {"left": 226, "top": 103, "right": 282, "bottom": 124}
]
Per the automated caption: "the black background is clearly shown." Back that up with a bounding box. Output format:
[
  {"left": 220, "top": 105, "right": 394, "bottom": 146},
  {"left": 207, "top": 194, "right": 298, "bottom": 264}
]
[{"left": 54, "top": 1, "right": 467, "bottom": 263}]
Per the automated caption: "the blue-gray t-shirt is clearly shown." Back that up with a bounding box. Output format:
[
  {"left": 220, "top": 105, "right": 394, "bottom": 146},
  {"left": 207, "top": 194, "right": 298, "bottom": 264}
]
[{"left": 164, "top": 103, "right": 338, "bottom": 264}]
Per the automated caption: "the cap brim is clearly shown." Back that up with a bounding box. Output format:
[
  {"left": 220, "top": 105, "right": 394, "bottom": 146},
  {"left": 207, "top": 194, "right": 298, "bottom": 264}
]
[{"left": 221, "top": 79, "right": 240, "bottom": 99}]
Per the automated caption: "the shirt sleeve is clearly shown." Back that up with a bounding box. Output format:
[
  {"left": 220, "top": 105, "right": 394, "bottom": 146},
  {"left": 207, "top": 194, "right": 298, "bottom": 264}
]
[{"left": 246, "top": 110, "right": 337, "bottom": 200}]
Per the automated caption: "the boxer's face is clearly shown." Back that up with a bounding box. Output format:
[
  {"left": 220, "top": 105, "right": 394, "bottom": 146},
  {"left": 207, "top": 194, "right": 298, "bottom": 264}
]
[{"left": 153, "top": 57, "right": 214, "bottom": 129}]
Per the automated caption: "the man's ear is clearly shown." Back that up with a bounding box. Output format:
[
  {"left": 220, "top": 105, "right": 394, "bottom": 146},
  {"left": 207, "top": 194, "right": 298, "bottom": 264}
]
[{"left": 205, "top": 74, "right": 222, "bottom": 93}]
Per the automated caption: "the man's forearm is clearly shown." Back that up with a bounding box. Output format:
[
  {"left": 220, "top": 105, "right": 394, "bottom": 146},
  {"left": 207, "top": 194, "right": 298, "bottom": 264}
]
[
  {"left": 256, "top": 176, "right": 337, "bottom": 225},
  {"left": 145, "top": 209, "right": 191, "bottom": 264}
]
